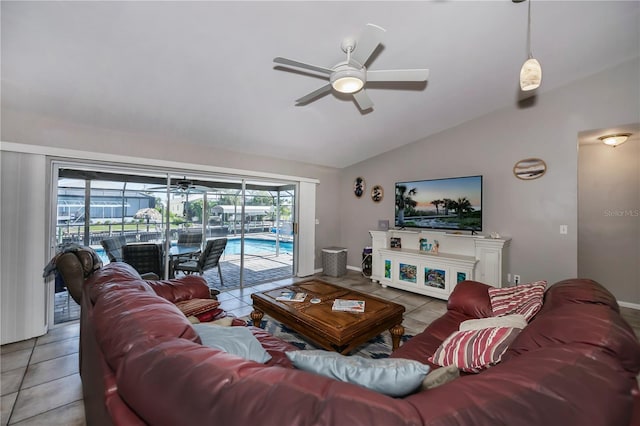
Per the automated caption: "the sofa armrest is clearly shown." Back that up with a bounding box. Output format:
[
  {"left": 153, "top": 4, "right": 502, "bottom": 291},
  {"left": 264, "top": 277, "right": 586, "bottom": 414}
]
[
  {"left": 447, "top": 280, "right": 493, "bottom": 318},
  {"left": 147, "top": 275, "right": 211, "bottom": 302}
]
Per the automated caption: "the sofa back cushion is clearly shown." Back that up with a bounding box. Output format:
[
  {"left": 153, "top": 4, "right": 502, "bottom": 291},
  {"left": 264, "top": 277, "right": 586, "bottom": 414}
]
[
  {"left": 539, "top": 278, "right": 620, "bottom": 314},
  {"left": 503, "top": 302, "right": 640, "bottom": 376},
  {"left": 92, "top": 282, "right": 201, "bottom": 372},
  {"left": 147, "top": 275, "right": 211, "bottom": 302},
  {"left": 447, "top": 280, "right": 493, "bottom": 318}
]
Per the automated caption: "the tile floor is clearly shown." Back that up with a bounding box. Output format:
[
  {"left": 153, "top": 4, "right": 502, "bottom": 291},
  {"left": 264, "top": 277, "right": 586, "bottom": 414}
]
[{"left": 3, "top": 271, "right": 640, "bottom": 425}]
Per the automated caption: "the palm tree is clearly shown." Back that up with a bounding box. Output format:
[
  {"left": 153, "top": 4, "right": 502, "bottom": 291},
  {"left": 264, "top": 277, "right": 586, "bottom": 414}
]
[
  {"left": 442, "top": 198, "right": 454, "bottom": 215},
  {"left": 395, "top": 185, "right": 417, "bottom": 226},
  {"left": 454, "top": 197, "right": 474, "bottom": 219},
  {"left": 430, "top": 199, "right": 442, "bottom": 215}
]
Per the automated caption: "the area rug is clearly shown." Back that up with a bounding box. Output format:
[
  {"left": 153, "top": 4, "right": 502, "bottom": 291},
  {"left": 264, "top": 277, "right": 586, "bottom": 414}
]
[{"left": 245, "top": 315, "right": 413, "bottom": 359}]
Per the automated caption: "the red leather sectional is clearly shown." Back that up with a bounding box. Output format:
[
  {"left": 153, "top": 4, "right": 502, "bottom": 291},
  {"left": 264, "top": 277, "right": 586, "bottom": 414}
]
[{"left": 79, "top": 263, "right": 640, "bottom": 425}]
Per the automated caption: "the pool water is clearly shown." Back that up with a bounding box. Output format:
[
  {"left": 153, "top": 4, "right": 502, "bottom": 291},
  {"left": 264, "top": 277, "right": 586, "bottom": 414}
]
[
  {"left": 226, "top": 238, "right": 293, "bottom": 255},
  {"left": 94, "top": 237, "right": 292, "bottom": 263}
]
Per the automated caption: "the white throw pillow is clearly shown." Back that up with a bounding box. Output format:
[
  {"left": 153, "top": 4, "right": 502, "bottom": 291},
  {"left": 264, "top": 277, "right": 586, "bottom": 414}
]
[
  {"left": 193, "top": 324, "right": 272, "bottom": 363},
  {"left": 459, "top": 314, "right": 527, "bottom": 331},
  {"left": 286, "top": 350, "right": 430, "bottom": 397}
]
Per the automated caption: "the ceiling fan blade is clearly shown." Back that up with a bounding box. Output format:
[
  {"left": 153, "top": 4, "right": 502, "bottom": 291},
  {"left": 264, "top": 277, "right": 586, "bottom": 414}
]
[
  {"left": 295, "top": 84, "right": 333, "bottom": 105},
  {"left": 353, "top": 89, "right": 374, "bottom": 110},
  {"left": 351, "top": 23, "right": 386, "bottom": 66},
  {"left": 366, "top": 69, "right": 430, "bottom": 82},
  {"left": 274, "top": 57, "right": 333, "bottom": 76}
]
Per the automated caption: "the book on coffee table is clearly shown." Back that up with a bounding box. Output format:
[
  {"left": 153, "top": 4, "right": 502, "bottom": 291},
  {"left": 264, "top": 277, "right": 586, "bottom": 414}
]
[
  {"left": 332, "top": 299, "right": 365, "bottom": 313},
  {"left": 276, "top": 291, "right": 307, "bottom": 302}
]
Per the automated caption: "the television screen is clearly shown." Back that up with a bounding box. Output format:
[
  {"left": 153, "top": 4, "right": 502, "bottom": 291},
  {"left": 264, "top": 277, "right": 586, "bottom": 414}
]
[{"left": 395, "top": 175, "right": 482, "bottom": 231}]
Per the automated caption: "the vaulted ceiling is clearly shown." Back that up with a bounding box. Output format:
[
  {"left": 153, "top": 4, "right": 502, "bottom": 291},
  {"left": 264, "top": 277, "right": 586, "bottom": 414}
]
[{"left": 2, "top": 1, "right": 638, "bottom": 168}]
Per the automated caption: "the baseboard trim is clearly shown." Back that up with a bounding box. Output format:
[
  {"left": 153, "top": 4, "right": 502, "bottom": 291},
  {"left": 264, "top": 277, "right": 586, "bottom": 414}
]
[{"left": 618, "top": 300, "right": 640, "bottom": 310}]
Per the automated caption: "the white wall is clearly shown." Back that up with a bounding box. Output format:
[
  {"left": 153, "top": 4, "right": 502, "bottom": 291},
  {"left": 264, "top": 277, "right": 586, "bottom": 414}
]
[
  {"left": 339, "top": 58, "right": 640, "bottom": 303},
  {"left": 578, "top": 131, "right": 639, "bottom": 305}
]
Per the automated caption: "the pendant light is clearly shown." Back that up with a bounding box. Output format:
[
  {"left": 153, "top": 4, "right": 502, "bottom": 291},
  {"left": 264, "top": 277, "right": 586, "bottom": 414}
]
[{"left": 517, "top": 0, "right": 542, "bottom": 91}]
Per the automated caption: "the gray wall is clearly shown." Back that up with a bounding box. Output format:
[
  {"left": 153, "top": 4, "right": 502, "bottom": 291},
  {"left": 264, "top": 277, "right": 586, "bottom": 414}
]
[
  {"left": 339, "top": 58, "right": 640, "bottom": 303},
  {"left": 0, "top": 109, "right": 342, "bottom": 270},
  {"left": 578, "top": 130, "right": 639, "bottom": 304}
]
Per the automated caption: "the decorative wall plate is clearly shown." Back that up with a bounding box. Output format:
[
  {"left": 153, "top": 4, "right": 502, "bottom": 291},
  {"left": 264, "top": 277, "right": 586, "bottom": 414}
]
[
  {"left": 354, "top": 177, "right": 365, "bottom": 198},
  {"left": 513, "top": 158, "right": 547, "bottom": 180},
  {"left": 371, "top": 185, "right": 384, "bottom": 202}
]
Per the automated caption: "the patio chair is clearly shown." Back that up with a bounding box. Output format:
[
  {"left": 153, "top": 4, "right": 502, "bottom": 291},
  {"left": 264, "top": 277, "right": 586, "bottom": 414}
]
[
  {"left": 100, "top": 235, "right": 127, "bottom": 262},
  {"left": 177, "top": 231, "right": 203, "bottom": 246},
  {"left": 175, "top": 231, "right": 203, "bottom": 262},
  {"left": 174, "top": 238, "right": 227, "bottom": 286},
  {"left": 122, "top": 243, "right": 164, "bottom": 279}
]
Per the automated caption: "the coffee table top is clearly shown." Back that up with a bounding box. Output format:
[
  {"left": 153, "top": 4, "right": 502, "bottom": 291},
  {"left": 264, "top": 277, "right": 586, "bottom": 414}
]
[{"left": 251, "top": 279, "right": 405, "bottom": 353}]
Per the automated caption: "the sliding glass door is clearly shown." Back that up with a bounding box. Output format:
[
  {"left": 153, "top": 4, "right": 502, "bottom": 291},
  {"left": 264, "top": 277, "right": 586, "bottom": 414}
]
[{"left": 53, "top": 165, "right": 296, "bottom": 324}]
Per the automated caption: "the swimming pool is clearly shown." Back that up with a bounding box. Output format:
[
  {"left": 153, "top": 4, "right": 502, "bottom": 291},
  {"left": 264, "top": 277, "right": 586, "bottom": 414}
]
[
  {"left": 225, "top": 238, "right": 293, "bottom": 255},
  {"left": 94, "top": 237, "right": 292, "bottom": 263}
]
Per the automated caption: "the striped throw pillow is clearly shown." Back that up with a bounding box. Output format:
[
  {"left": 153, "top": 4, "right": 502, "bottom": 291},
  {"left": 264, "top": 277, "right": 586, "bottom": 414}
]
[
  {"left": 429, "top": 327, "right": 521, "bottom": 373},
  {"left": 175, "top": 298, "right": 220, "bottom": 317},
  {"left": 488, "top": 280, "right": 547, "bottom": 322}
]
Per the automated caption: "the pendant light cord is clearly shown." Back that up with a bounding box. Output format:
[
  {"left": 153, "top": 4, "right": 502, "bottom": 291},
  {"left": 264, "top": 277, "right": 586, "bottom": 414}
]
[{"left": 527, "top": 0, "right": 533, "bottom": 59}]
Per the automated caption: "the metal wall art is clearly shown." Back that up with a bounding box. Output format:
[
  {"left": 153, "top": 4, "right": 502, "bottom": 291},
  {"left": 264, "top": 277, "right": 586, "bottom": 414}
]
[
  {"left": 371, "top": 185, "right": 383, "bottom": 202},
  {"left": 354, "top": 177, "right": 365, "bottom": 198}
]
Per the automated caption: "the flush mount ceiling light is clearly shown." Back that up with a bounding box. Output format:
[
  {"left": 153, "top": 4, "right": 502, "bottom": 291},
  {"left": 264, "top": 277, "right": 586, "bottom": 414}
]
[
  {"left": 515, "top": 0, "right": 542, "bottom": 91},
  {"left": 598, "top": 133, "right": 632, "bottom": 147}
]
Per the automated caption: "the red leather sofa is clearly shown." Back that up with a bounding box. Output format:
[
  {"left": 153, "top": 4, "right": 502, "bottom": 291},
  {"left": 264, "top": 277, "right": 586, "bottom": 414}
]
[{"left": 78, "top": 262, "right": 640, "bottom": 425}]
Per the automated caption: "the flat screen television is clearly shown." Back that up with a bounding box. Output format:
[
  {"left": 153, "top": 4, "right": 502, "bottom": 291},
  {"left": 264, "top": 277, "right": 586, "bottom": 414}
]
[{"left": 395, "top": 175, "right": 482, "bottom": 232}]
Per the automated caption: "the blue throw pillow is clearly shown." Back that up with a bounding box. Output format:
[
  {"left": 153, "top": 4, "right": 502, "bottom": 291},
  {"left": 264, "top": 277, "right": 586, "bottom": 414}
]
[
  {"left": 286, "top": 350, "right": 430, "bottom": 397},
  {"left": 193, "top": 324, "right": 272, "bottom": 364}
]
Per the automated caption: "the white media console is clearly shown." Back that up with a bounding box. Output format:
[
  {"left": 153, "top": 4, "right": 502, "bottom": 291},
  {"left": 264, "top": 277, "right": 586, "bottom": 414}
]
[{"left": 369, "top": 230, "right": 510, "bottom": 300}]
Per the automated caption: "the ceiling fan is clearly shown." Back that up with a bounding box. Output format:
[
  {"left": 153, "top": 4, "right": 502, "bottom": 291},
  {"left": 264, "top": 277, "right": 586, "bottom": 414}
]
[
  {"left": 148, "top": 177, "right": 204, "bottom": 194},
  {"left": 274, "top": 23, "right": 429, "bottom": 111}
]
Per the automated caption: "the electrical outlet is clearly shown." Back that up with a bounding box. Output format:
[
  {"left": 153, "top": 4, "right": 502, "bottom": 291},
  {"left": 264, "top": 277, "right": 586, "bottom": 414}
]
[
  {"left": 514, "top": 275, "right": 521, "bottom": 284},
  {"left": 507, "top": 273, "right": 512, "bottom": 283}
]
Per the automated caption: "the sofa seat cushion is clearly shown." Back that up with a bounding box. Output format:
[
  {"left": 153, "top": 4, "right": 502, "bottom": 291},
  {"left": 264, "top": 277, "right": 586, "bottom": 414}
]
[
  {"left": 193, "top": 324, "right": 272, "bottom": 363},
  {"left": 488, "top": 280, "right": 547, "bottom": 321},
  {"left": 429, "top": 327, "right": 521, "bottom": 373},
  {"left": 116, "top": 339, "right": 424, "bottom": 426}
]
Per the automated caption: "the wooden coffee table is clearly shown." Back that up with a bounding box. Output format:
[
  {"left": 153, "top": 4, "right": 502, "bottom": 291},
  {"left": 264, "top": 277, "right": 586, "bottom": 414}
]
[{"left": 250, "top": 279, "right": 405, "bottom": 355}]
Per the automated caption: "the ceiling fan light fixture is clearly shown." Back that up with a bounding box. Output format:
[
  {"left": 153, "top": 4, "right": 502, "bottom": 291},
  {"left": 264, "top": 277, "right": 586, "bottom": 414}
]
[
  {"left": 598, "top": 133, "right": 631, "bottom": 147},
  {"left": 330, "top": 65, "right": 366, "bottom": 94},
  {"left": 332, "top": 76, "right": 364, "bottom": 93}
]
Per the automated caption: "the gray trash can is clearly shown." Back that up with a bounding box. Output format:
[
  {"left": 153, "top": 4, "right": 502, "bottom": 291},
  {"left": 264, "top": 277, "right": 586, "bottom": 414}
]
[{"left": 322, "top": 247, "right": 348, "bottom": 277}]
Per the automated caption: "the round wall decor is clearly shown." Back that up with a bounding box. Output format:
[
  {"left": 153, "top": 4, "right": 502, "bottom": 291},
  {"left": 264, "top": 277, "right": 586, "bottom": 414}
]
[
  {"left": 371, "top": 185, "right": 384, "bottom": 202},
  {"left": 513, "top": 158, "right": 547, "bottom": 180},
  {"left": 354, "top": 177, "right": 365, "bottom": 198}
]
